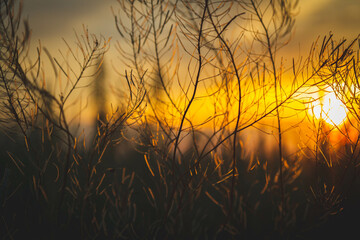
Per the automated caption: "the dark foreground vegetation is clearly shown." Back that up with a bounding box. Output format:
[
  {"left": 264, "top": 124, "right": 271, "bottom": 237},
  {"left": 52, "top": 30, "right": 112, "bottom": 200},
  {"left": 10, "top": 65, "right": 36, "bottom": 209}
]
[{"left": 1, "top": 0, "right": 360, "bottom": 239}]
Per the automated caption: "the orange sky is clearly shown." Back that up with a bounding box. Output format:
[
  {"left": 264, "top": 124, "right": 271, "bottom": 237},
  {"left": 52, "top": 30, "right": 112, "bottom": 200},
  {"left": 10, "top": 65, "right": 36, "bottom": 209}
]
[{"left": 19, "top": 0, "right": 360, "bottom": 156}]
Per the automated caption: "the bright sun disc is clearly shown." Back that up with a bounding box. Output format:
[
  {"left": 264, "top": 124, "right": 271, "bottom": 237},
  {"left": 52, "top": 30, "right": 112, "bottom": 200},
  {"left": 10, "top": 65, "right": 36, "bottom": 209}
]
[{"left": 308, "top": 89, "right": 348, "bottom": 126}]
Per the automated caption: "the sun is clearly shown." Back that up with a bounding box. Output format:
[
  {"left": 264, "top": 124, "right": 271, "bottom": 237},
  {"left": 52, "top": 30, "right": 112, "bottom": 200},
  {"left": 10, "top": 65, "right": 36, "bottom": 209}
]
[{"left": 308, "top": 88, "right": 348, "bottom": 126}]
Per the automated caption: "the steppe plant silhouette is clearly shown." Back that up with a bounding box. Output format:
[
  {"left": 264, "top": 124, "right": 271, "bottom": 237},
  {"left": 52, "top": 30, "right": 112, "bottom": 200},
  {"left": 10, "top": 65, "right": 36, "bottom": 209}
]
[{"left": 1, "top": 0, "right": 359, "bottom": 239}]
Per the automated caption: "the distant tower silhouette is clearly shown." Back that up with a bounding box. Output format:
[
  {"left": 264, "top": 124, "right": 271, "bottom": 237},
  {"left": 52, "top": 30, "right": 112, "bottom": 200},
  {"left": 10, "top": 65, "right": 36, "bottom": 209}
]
[{"left": 93, "top": 57, "right": 107, "bottom": 124}]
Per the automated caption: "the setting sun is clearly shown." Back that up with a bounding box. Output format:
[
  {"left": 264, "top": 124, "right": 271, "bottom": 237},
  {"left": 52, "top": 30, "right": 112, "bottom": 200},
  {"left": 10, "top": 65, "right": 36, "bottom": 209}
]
[{"left": 309, "top": 88, "right": 348, "bottom": 126}]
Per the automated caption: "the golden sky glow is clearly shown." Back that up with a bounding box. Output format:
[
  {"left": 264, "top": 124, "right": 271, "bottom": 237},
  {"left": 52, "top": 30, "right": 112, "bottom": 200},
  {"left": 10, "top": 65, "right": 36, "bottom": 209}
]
[{"left": 20, "top": 0, "right": 360, "bottom": 152}]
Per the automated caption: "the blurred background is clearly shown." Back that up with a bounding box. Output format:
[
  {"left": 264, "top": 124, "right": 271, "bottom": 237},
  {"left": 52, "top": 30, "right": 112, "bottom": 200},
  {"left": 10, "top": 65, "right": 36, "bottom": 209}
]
[{"left": 23, "top": 0, "right": 360, "bottom": 58}]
